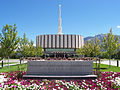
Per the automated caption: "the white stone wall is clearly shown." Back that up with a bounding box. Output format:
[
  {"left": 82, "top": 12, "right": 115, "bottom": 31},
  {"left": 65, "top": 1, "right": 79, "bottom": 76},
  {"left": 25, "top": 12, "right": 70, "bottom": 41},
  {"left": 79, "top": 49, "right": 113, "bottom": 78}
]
[
  {"left": 48, "top": 35, "right": 51, "bottom": 48},
  {"left": 53, "top": 35, "right": 55, "bottom": 48},
  {"left": 72, "top": 35, "right": 75, "bottom": 48},
  {"left": 36, "top": 34, "right": 84, "bottom": 49},
  {"left": 81, "top": 36, "right": 84, "bottom": 47},
  {"left": 41, "top": 35, "right": 44, "bottom": 48},
  {"left": 45, "top": 35, "right": 47, "bottom": 48},
  {"left": 76, "top": 35, "right": 78, "bottom": 48},
  {"left": 68, "top": 35, "right": 71, "bottom": 48},
  {"left": 64, "top": 35, "right": 67, "bottom": 48},
  {"left": 60, "top": 35, "right": 63, "bottom": 48},
  {"left": 79, "top": 35, "right": 81, "bottom": 48},
  {"left": 56, "top": 35, "right": 59, "bottom": 48}
]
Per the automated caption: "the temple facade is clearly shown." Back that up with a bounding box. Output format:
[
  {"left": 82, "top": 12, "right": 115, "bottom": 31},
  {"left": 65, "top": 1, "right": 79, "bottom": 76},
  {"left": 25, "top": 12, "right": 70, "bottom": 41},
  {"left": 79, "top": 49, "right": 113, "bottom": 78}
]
[{"left": 36, "top": 4, "right": 84, "bottom": 57}]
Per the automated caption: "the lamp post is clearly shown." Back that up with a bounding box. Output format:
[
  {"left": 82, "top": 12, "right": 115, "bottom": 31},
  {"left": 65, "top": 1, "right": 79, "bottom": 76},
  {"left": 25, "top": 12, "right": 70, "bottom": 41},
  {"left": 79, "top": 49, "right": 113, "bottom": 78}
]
[{"left": 116, "top": 26, "right": 120, "bottom": 67}]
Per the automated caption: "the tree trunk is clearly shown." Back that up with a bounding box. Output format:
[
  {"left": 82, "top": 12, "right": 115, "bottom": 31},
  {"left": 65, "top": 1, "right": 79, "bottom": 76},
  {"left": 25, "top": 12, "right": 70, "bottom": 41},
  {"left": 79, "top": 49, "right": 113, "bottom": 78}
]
[
  {"left": 98, "top": 58, "right": 100, "bottom": 70},
  {"left": 117, "top": 60, "right": 119, "bottom": 67},
  {"left": 20, "top": 58, "right": 21, "bottom": 64},
  {"left": 109, "top": 55, "right": 111, "bottom": 68},
  {"left": 8, "top": 56, "right": 10, "bottom": 68},
  {"left": 96, "top": 56, "right": 97, "bottom": 74},
  {"left": 1, "top": 59, "right": 3, "bottom": 68}
]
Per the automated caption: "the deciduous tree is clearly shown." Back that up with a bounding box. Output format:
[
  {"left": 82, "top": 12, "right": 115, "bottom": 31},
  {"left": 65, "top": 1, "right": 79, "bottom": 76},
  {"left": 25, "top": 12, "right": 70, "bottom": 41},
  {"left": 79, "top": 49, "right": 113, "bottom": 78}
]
[
  {"left": 0, "top": 24, "right": 20, "bottom": 68},
  {"left": 102, "top": 28, "right": 120, "bottom": 68}
]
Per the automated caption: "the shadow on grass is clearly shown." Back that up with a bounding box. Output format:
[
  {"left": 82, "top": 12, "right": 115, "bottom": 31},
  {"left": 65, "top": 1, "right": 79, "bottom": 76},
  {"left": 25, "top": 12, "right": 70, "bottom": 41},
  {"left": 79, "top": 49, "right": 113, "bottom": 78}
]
[{"left": 94, "top": 68, "right": 107, "bottom": 69}]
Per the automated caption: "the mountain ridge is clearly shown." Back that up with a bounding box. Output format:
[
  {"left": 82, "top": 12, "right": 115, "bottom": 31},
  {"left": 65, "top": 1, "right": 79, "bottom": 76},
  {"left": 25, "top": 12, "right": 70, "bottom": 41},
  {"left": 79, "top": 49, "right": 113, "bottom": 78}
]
[{"left": 84, "top": 34, "right": 120, "bottom": 42}]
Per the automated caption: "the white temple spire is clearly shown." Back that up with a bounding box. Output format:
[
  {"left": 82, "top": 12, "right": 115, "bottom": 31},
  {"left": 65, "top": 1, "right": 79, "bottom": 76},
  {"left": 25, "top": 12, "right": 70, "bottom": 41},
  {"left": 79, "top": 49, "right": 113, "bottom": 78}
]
[{"left": 58, "top": 4, "right": 63, "bottom": 34}]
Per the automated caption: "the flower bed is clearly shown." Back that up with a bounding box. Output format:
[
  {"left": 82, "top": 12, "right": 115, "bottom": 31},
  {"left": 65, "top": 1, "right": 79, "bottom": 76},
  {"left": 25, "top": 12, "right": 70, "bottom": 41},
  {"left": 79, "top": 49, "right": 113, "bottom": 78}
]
[{"left": 0, "top": 71, "right": 120, "bottom": 89}]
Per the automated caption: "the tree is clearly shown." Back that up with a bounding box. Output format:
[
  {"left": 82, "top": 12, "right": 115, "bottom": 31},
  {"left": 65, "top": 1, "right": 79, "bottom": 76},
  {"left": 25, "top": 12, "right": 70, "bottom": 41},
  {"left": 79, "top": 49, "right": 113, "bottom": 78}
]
[
  {"left": 91, "top": 36, "right": 101, "bottom": 57},
  {"left": 83, "top": 40, "right": 92, "bottom": 57},
  {"left": 28, "top": 40, "right": 36, "bottom": 57},
  {"left": 90, "top": 37, "right": 101, "bottom": 74},
  {"left": 18, "top": 35, "right": 43, "bottom": 58},
  {"left": 0, "top": 47, "right": 4, "bottom": 67},
  {"left": 36, "top": 45, "right": 44, "bottom": 57},
  {"left": 76, "top": 47, "right": 84, "bottom": 57},
  {"left": 18, "top": 33, "right": 29, "bottom": 58},
  {"left": 0, "top": 24, "right": 20, "bottom": 68},
  {"left": 115, "top": 50, "right": 120, "bottom": 59},
  {"left": 102, "top": 28, "right": 120, "bottom": 68},
  {"left": 77, "top": 40, "right": 93, "bottom": 57}
]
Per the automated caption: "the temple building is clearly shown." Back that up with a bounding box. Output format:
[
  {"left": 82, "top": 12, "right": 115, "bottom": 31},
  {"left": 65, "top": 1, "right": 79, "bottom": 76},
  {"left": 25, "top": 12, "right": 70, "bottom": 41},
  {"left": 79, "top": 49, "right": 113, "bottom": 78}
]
[{"left": 36, "top": 4, "right": 84, "bottom": 57}]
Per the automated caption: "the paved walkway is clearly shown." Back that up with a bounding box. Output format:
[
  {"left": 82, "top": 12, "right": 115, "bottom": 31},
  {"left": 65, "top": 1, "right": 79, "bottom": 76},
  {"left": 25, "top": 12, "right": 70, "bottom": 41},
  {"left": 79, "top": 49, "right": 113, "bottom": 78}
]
[
  {"left": 94, "top": 59, "right": 120, "bottom": 67},
  {"left": 0, "top": 60, "right": 27, "bottom": 67}
]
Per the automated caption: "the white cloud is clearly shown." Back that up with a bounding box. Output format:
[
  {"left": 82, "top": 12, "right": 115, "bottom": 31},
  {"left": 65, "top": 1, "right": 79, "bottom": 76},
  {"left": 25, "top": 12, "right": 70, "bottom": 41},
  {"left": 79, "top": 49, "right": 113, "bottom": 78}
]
[{"left": 117, "top": 26, "right": 120, "bottom": 28}]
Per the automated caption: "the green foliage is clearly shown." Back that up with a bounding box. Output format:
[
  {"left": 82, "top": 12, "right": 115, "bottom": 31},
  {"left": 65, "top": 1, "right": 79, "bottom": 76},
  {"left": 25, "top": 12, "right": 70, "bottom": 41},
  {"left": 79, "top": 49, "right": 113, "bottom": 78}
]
[
  {"left": 102, "top": 28, "right": 119, "bottom": 58},
  {"left": 36, "top": 45, "right": 44, "bottom": 57},
  {"left": 102, "top": 28, "right": 120, "bottom": 68},
  {"left": 0, "top": 24, "right": 20, "bottom": 57},
  {"left": 102, "top": 52, "right": 109, "bottom": 59},
  {"left": 27, "top": 40, "right": 36, "bottom": 57},
  {"left": 18, "top": 33, "right": 43, "bottom": 57},
  {"left": 18, "top": 33, "right": 29, "bottom": 57},
  {"left": 83, "top": 40, "right": 92, "bottom": 57},
  {"left": 79, "top": 40, "right": 92, "bottom": 57},
  {"left": 77, "top": 37, "right": 101, "bottom": 57},
  {"left": 76, "top": 48, "right": 84, "bottom": 56},
  {"left": 114, "top": 50, "right": 120, "bottom": 59},
  {"left": 90, "top": 36, "right": 101, "bottom": 57}
]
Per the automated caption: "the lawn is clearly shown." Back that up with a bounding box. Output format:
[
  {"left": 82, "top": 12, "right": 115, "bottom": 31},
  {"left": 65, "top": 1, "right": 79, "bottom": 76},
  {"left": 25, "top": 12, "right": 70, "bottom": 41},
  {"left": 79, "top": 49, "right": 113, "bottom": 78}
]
[
  {"left": 0, "top": 62, "right": 17, "bottom": 66},
  {"left": 0, "top": 63, "right": 27, "bottom": 73},
  {"left": 93, "top": 63, "right": 120, "bottom": 72}
]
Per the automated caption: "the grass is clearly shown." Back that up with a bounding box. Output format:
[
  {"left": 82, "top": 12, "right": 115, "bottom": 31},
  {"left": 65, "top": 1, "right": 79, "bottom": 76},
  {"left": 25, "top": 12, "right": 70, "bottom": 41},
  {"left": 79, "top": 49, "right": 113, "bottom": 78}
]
[
  {"left": 101, "top": 58, "right": 120, "bottom": 60},
  {"left": 0, "top": 62, "right": 17, "bottom": 65},
  {"left": 0, "top": 63, "right": 27, "bottom": 73},
  {"left": 93, "top": 63, "right": 120, "bottom": 72},
  {"left": 0, "top": 63, "right": 120, "bottom": 73}
]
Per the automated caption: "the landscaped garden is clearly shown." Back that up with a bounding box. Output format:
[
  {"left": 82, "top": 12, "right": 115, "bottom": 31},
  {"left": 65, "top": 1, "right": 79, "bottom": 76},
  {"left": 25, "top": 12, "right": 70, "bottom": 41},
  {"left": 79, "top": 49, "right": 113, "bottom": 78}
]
[
  {"left": 0, "top": 71, "right": 120, "bottom": 89},
  {"left": 0, "top": 24, "right": 120, "bottom": 89},
  {"left": 0, "top": 63, "right": 120, "bottom": 89}
]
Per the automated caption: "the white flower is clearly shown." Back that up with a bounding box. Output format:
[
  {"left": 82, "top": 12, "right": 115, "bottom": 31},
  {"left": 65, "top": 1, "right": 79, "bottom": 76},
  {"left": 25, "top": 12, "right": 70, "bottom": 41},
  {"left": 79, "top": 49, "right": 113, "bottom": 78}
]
[
  {"left": 55, "top": 84, "right": 59, "bottom": 86},
  {"left": 114, "top": 77, "right": 120, "bottom": 86},
  {"left": 0, "top": 75, "right": 7, "bottom": 83},
  {"left": 58, "top": 87, "right": 61, "bottom": 89}
]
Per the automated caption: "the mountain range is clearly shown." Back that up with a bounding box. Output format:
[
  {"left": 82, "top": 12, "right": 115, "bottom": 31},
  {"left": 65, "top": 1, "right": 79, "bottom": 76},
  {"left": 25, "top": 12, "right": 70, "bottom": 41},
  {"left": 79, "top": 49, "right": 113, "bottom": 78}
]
[{"left": 84, "top": 34, "right": 120, "bottom": 43}]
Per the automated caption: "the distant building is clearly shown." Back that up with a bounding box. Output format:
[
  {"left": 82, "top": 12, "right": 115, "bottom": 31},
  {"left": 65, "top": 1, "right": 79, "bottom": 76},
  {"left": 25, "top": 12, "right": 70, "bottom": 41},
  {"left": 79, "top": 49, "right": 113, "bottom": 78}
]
[{"left": 36, "top": 4, "right": 84, "bottom": 57}]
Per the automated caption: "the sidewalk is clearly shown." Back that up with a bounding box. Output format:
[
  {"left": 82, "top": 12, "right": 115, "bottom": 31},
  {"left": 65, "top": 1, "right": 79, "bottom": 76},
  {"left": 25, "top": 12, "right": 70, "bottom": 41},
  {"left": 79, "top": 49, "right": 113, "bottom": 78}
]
[
  {"left": 94, "top": 59, "right": 120, "bottom": 67},
  {"left": 0, "top": 60, "right": 27, "bottom": 68}
]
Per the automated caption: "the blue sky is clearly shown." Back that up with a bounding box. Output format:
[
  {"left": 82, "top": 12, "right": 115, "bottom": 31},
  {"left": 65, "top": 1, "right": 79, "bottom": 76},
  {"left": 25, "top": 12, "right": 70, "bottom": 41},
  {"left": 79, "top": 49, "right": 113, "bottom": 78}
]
[{"left": 0, "top": 0, "right": 120, "bottom": 44}]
